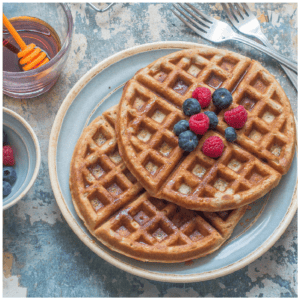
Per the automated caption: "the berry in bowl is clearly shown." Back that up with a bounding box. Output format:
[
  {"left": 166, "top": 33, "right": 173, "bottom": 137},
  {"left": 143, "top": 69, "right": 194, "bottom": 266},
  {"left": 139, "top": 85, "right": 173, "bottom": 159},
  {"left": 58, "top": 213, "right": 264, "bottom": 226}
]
[{"left": 3, "top": 108, "right": 41, "bottom": 210}]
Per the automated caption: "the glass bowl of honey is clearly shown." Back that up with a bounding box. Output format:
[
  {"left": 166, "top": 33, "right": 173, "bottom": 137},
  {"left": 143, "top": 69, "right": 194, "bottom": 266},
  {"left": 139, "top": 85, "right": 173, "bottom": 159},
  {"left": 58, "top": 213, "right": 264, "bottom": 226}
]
[{"left": 3, "top": 3, "right": 73, "bottom": 98}]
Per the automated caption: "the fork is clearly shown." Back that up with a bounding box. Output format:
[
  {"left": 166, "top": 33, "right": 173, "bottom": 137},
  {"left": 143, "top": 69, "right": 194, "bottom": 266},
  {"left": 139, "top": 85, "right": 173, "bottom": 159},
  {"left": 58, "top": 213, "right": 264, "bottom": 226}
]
[
  {"left": 171, "top": 4, "right": 297, "bottom": 73},
  {"left": 222, "top": 3, "right": 297, "bottom": 90}
]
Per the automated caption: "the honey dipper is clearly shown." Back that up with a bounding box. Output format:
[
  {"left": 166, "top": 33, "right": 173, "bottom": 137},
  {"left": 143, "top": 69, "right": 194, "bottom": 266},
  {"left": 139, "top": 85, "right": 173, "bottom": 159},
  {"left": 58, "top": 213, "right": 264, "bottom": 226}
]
[{"left": 3, "top": 14, "right": 49, "bottom": 71}]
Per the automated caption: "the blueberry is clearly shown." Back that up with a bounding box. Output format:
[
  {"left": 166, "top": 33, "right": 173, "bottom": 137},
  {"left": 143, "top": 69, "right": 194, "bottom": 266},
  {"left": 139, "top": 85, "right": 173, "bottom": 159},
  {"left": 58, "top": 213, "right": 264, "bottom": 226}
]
[
  {"left": 225, "top": 127, "right": 237, "bottom": 142},
  {"left": 3, "top": 130, "right": 8, "bottom": 145},
  {"left": 212, "top": 88, "right": 233, "bottom": 110},
  {"left": 3, "top": 166, "right": 17, "bottom": 185},
  {"left": 3, "top": 181, "right": 12, "bottom": 197},
  {"left": 178, "top": 130, "right": 198, "bottom": 152},
  {"left": 204, "top": 111, "right": 219, "bottom": 129},
  {"left": 183, "top": 98, "right": 201, "bottom": 116},
  {"left": 174, "top": 120, "right": 189, "bottom": 136}
]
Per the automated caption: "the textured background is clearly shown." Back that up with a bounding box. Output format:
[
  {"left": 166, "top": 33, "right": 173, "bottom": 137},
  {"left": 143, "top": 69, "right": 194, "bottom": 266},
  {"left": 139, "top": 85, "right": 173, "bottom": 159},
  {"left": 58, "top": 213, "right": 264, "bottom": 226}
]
[{"left": 3, "top": 3, "right": 297, "bottom": 297}]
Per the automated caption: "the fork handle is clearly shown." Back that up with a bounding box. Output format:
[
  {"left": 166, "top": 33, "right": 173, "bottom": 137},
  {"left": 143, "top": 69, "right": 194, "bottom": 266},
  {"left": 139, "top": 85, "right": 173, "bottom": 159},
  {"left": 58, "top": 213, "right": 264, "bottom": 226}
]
[
  {"left": 256, "top": 33, "right": 297, "bottom": 90},
  {"left": 232, "top": 34, "right": 298, "bottom": 73}
]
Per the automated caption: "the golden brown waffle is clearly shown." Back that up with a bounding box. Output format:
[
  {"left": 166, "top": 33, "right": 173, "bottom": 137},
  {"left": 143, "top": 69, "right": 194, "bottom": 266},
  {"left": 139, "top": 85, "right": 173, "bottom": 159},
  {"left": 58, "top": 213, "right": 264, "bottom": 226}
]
[
  {"left": 116, "top": 47, "right": 295, "bottom": 211},
  {"left": 69, "top": 105, "right": 247, "bottom": 263}
]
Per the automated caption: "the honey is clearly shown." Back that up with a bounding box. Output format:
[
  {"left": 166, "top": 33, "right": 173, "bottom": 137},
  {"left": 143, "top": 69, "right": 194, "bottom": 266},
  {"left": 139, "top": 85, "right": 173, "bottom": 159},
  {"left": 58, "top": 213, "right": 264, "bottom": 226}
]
[{"left": 3, "top": 16, "right": 61, "bottom": 72}]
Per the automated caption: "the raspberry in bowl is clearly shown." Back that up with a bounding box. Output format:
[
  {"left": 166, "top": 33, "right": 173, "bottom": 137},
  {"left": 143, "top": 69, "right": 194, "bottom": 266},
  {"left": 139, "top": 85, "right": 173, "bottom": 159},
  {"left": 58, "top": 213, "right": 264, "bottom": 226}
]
[{"left": 3, "top": 108, "right": 41, "bottom": 210}]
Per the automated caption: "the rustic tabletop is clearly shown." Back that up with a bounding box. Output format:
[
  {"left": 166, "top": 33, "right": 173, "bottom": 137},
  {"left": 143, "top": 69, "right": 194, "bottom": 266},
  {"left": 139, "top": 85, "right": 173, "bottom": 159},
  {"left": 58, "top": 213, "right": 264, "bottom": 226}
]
[{"left": 3, "top": 3, "right": 297, "bottom": 297}]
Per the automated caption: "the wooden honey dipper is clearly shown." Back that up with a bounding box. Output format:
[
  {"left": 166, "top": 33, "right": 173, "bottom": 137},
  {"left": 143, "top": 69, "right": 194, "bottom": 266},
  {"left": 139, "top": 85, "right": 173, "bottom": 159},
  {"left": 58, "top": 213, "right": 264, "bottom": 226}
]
[{"left": 3, "top": 14, "right": 49, "bottom": 71}]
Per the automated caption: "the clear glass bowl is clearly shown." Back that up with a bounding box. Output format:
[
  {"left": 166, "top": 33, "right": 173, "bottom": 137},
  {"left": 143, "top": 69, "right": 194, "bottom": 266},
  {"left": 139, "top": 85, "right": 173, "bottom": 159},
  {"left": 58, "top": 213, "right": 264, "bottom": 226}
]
[{"left": 3, "top": 3, "right": 73, "bottom": 98}]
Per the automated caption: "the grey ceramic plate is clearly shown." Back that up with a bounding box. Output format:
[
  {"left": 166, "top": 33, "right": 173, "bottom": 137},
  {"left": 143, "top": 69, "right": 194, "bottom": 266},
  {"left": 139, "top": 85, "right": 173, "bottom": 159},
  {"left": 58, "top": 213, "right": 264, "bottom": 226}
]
[
  {"left": 3, "top": 108, "right": 41, "bottom": 210},
  {"left": 49, "top": 42, "right": 297, "bottom": 283}
]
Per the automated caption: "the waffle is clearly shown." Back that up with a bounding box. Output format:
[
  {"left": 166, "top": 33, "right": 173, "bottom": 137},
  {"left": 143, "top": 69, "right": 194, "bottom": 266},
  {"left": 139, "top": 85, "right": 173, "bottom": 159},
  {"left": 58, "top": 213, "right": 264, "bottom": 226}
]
[
  {"left": 116, "top": 47, "right": 295, "bottom": 211},
  {"left": 69, "top": 105, "right": 247, "bottom": 263}
]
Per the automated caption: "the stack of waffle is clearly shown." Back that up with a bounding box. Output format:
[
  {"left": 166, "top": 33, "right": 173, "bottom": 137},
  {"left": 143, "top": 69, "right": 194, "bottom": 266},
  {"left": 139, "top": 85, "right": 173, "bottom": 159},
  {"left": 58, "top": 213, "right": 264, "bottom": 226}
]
[{"left": 69, "top": 47, "right": 295, "bottom": 263}]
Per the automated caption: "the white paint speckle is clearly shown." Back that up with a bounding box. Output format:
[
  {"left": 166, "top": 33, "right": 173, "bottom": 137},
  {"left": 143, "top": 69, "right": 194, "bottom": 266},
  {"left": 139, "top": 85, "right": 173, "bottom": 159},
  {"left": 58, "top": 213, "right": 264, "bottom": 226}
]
[
  {"left": 16, "top": 199, "right": 63, "bottom": 226},
  {"left": 67, "top": 33, "right": 88, "bottom": 73},
  {"left": 146, "top": 5, "right": 168, "bottom": 41},
  {"left": 3, "top": 276, "right": 27, "bottom": 298},
  {"left": 246, "top": 278, "right": 289, "bottom": 297},
  {"left": 219, "top": 282, "right": 226, "bottom": 289}
]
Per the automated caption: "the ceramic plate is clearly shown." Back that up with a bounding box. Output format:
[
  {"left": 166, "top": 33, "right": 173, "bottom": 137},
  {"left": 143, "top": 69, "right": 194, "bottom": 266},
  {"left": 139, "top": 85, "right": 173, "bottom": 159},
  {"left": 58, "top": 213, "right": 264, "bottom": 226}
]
[
  {"left": 49, "top": 42, "right": 297, "bottom": 283},
  {"left": 3, "top": 108, "right": 41, "bottom": 210}
]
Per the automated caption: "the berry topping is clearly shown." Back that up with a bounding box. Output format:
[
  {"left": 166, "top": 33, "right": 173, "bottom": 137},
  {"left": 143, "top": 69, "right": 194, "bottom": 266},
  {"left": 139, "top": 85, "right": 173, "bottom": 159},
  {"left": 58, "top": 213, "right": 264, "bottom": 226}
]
[
  {"left": 178, "top": 130, "right": 198, "bottom": 152},
  {"left": 3, "top": 166, "right": 17, "bottom": 185},
  {"left": 204, "top": 111, "right": 219, "bottom": 129},
  {"left": 3, "top": 145, "right": 15, "bottom": 166},
  {"left": 173, "top": 120, "right": 190, "bottom": 136},
  {"left": 224, "top": 105, "right": 248, "bottom": 129},
  {"left": 202, "top": 136, "right": 224, "bottom": 158},
  {"left": 3, "top": 181, "right": 12, "bottom": 197},
  {"left": 183, "top": 98, "right": 201, "bottom": 116},
  {"left": 212, "top": 88, "right": 233, "bottom": 110},
  {"left": 189, "top": 113, "right": 210, "bottom": 135},
  {"left": 192, "top": 87, "right": 211, "bottom": 108},
  {"left": 225, "top": 127, "right": 237, "bottom": 142},
  {"left": 3, "top": 130, "right": 8, "bottom": 146}
]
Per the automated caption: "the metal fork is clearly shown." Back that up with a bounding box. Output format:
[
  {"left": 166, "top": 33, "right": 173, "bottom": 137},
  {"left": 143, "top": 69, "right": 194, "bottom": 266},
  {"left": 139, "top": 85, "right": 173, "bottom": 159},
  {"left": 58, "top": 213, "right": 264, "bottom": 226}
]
[
  {"left": 87, "top": 3, "right": 115, "bottom": 12},
  {"left": 171, "top": 4, "right": 297, "bottom": 73},
  {"left": 222, "top": 3, "right": 297, "bottom": 90}
]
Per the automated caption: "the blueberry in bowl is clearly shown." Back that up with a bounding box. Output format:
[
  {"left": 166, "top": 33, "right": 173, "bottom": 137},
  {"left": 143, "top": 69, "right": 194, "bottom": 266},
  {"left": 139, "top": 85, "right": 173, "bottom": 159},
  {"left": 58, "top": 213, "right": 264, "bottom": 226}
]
[
  {"left": 3, "top": 181, "right": 12, "bottom": 197},
  {"left": 3, "top": 166, "right": 17, "bottom": 185}
]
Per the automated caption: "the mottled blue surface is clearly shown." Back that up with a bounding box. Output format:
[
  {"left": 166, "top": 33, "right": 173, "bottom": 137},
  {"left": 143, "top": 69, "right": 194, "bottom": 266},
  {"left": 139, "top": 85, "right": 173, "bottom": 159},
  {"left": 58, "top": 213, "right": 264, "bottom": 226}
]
[{"left": 3, "top": 3, "right": 297, "bottom": 297}]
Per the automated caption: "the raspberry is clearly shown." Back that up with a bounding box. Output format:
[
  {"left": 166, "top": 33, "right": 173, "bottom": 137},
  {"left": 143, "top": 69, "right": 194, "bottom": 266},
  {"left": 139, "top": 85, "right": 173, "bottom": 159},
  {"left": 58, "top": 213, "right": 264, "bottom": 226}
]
[
  {"left": 192, "top": 87, "right": 211, "bottom": 108},
  {"left": 189, "top": 113, "right": 209, "bottom": 135},
  {"left": 3, "top": 145, "right": 15, "bottom": 166},
  {"left": 224, "top": 105, "right": 248, "bottom": 129},
  {"left": 202, "top": 136, "right": 224, "bottom": 158}
]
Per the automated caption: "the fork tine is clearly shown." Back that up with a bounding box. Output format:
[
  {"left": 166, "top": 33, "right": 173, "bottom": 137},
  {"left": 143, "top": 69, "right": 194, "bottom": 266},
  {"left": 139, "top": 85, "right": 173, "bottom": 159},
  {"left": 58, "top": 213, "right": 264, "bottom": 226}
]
[
  {"left": 221, "top": 3, "right": 238, "bottom": 26},
  {"left": 177, "top": 3, "right": 210, "bottom": 28},
  {"left": 170, "top": 8, "right": 208, "bottom": 39},
  {"left": 172, "top": 5, "right": 209, "bottom": 32},
  {"left": 241, "top": 3, "right": 253, "bottom": 16},
  {"left": 228, "top": 3, "right": 242, "bottom": 22},
  {"left": 185, "top": 3, "right": 215, "bottom": 23},
  {"left": 234, "top": 3, "right": 247, "bottom": 18}
]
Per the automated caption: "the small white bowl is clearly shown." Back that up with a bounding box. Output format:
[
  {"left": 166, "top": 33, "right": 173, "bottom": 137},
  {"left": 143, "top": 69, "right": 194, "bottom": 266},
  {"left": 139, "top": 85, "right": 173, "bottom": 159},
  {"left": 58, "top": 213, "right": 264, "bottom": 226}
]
[{"left": 3, "top": 108, "right": 41, "bottom": 210}]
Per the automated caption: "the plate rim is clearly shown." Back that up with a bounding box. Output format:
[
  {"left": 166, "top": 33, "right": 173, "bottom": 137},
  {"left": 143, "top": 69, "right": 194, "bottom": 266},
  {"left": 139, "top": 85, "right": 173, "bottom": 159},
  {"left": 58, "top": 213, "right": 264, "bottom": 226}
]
[
  {"left": 48, "top": 41, "right": 298, "bottom": 283},
  {"left": 3, "top": 107, "right": 41, "bottom": 210}
]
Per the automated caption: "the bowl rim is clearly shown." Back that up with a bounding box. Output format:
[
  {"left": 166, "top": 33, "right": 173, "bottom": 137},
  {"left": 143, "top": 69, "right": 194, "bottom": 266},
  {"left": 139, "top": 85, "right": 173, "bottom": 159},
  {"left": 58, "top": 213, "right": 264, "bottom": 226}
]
[
  {"left": 48, "top": 41, "right": 298, "bottom": 283},
  {"left": 3, "top": 107, "right": 41, "bottom": 210}
]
